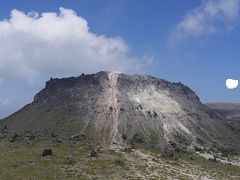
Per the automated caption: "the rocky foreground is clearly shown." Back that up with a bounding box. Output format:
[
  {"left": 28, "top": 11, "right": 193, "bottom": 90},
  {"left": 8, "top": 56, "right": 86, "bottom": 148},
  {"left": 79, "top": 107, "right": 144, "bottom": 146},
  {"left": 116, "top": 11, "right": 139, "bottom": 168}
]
[{"left": 0, "top": 132, "right": 239, "bottom": 179}]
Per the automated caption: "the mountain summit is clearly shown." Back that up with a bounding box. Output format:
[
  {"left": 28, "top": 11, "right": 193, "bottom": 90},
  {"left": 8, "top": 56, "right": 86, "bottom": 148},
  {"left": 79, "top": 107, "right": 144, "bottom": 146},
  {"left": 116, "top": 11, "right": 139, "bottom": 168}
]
[{"left": 1, "top": 71, "right": 239, "bottom": 150}]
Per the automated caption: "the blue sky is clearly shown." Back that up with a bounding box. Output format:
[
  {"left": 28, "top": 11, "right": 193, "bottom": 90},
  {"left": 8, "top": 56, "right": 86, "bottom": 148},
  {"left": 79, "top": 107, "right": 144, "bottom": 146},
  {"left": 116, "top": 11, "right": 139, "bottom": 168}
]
[{"left": 0, "top": 0, "right": 240, "bottom": 118}]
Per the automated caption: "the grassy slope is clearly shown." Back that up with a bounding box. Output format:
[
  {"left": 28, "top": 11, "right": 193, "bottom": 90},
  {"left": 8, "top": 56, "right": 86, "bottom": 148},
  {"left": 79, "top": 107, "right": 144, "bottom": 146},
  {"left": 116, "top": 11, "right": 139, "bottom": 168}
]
[{"left": 0, "top": 138, "right": 239, "bottom": 180}]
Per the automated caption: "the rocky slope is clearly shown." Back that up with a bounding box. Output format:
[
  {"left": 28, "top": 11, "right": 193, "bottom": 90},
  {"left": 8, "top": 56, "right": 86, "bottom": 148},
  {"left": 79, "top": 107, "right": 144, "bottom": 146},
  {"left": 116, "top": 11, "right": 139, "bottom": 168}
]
[{"left": 1, "top": 71, "right": 239, "bottom": 151}]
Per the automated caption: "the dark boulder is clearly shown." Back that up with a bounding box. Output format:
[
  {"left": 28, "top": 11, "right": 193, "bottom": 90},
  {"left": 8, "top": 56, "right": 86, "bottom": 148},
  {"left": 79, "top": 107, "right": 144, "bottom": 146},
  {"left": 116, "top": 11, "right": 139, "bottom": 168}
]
[
  {"left": 42, "top": 149, "right": 52, "bottom": 157},
  {"left": 196, "top": 137, "right": 205, "bottom": 145},
  {"left": 161, "top": 148, "right": 179, "bottom": 160},
  {"left": 168, "top": 141, "right": 185, "bottom": 154},
  {"left": 1, "top": 126, "right": 8, "bottom": 135},
  {"left": 169, "top": 141, "right": 177, "bottom": 148},
  {"left": 132, "top": 134, "right": 144, "bottom": 144},
  {"left": 70, "top": 134, "right": 87, "bottom": 141},
  {"left": 122, "top": 134, "right": 127, "bottom": 141},
  {"left": 9, "top": 133, "right": 21, "bottom": 143},
  {"left": 50, "top": 133, "right": 58, "bottom": 139},
  {"left": 113, "top": 159, "right": 124, "bottom": 166},
  {"left": 52, "top": 138, "right": 62, "bottom": 144},
  {"left": 217, "top": 146, "right": 237, "bottom": 156},
  {"left": 120, "top": 108, "right": 125, "bottom": 112},
  {"left": 194, "top": 146, "right": 204, "bottom": 152},
  {"left": 88, "top": 150, "right": 97, "bottom": 158},
  {"left": 153, "top": 111, "right": 158, "bottom": 118},
  {"left": 208, "top": 156, "right": 218, "bottom": 163},
  {"left": 122, "top": 147, "right": 132, "bottom": 153}
]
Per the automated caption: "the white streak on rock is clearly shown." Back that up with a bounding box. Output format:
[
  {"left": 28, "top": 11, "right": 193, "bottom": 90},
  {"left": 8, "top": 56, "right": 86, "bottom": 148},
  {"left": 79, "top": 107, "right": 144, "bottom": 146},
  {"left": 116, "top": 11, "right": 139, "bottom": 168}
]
[{"left": 108, "top": 72, "right": 120, "bottom": 143}]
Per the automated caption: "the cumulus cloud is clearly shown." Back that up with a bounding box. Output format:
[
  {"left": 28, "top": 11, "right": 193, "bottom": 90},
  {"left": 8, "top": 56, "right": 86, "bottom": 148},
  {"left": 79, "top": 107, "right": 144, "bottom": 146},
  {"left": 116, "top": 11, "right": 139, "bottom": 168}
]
[
  {"left": 226, "top": 79, "right": 238, "bottom": 89},
  {"left": 171, "top": 0, "right": 240, "bottom": 41},
  {"left": 0, "top": 8, "right": 150, "bottom": 84},
  {"left": 0, "top": 97, "right": 10, "bottom": 107}
]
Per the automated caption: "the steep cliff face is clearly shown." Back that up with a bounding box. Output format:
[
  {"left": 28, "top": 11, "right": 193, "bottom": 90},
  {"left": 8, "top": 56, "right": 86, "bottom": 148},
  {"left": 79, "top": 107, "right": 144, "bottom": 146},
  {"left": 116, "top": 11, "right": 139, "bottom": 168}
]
[{"left": 1, "top": 72, "right": 238, "bottom": 149}]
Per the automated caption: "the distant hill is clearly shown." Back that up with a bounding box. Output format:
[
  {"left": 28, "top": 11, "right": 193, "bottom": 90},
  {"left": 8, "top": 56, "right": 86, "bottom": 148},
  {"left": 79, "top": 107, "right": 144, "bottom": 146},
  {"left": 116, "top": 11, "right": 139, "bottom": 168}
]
[
  {"left": 206, "top": 103, "right": 240, "bottom": 137},
  {"left": 206, "top": 103, "right": 240, "bottom": 120}
]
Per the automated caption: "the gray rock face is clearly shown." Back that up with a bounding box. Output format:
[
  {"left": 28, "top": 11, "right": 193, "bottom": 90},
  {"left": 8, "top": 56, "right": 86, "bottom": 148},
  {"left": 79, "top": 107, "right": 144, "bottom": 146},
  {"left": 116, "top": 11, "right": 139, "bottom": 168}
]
[{"left": 1, "top": 71, "right": 239, "bottom": 149}]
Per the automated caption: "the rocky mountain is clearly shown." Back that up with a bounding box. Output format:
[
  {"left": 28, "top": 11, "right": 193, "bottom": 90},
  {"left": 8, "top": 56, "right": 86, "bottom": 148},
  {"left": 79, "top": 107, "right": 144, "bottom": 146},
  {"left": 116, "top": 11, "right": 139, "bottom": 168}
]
[{"left": 1, "top": 71, "right": 239, "bottom": 151}]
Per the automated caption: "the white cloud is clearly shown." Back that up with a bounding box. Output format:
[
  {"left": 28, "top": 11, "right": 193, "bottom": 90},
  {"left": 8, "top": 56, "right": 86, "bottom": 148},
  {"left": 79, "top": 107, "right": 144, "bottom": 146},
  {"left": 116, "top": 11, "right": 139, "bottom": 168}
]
[
  {"left": 226, "top": 78, "right": 238, "bottom": 89},
  {"left": 0, "top": 8, "right": 150, "bottom": 84},
  {"left": 0, "top": 97, "right": 10, "bottom": 107},
  {"left": 171, "top": 0, "right": 240, "bottom": 41}
]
